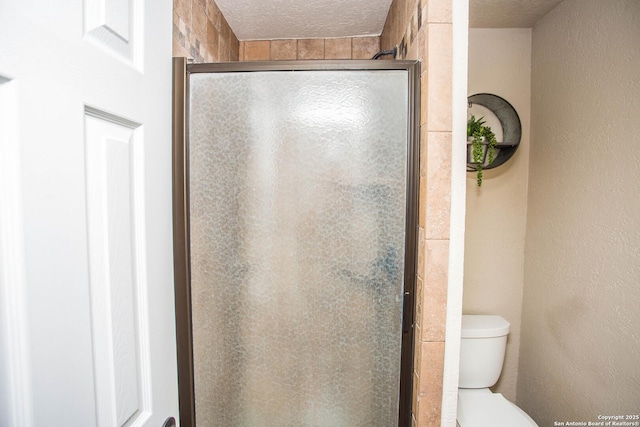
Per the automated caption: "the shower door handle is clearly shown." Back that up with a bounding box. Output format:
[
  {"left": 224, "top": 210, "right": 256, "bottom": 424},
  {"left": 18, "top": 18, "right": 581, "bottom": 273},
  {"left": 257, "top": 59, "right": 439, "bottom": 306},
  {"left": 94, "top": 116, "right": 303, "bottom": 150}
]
[
  {"left": 162, "top": 417, "right": 176, "bottom": 427},
  {"left": 402, "top": 291, "right": 412, "bottom": 333}
]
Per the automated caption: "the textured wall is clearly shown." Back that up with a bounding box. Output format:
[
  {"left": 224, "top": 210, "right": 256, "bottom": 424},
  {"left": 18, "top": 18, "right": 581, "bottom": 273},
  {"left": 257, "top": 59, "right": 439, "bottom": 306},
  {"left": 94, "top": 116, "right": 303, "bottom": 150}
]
[
  {"left": 240, "top": 37, "right": 380, "bottom": 61},
  {"left": 173, "top": 0, "right": 240, "bottom": 61},
  {"left": 519, "top": 0, "right": 640, "bottom": 424},
  {"left": 465, "top": 28, "right": 531, "bottom": 402}
]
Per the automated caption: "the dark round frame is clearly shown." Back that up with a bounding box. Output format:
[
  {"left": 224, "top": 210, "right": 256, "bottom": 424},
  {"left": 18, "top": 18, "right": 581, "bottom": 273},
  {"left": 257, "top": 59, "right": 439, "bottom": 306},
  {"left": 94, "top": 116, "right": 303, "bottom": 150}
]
[{"left": 467, "top": 93, "right": 521, "bottom": 170}]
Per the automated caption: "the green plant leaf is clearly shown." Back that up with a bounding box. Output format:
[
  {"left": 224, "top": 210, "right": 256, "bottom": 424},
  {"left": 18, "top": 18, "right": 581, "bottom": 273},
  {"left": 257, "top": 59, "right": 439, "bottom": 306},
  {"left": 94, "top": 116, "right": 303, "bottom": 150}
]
[{"left": 467, "top": 114, "right": 498, "bottom": 186}]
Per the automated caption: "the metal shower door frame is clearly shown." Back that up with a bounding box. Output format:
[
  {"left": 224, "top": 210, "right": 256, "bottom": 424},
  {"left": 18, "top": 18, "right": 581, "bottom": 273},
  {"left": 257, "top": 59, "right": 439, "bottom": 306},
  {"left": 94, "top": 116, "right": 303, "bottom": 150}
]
[{"left": 172, "top": 57, "right": 420, "bottom": 427}]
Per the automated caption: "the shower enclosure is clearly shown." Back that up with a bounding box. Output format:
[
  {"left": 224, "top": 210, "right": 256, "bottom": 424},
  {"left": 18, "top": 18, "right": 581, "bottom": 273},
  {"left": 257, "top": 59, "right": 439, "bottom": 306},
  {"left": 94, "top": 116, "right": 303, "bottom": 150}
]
[{"left": 173, "top": 59, "right": 420, "bottom": 427}]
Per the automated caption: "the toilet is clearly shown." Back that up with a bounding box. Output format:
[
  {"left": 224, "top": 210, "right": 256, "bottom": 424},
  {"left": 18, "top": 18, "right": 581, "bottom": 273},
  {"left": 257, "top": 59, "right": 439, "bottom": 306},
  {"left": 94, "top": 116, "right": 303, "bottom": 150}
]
[{"left": 457, "top": 315, "right": 538, "bottom": 427}]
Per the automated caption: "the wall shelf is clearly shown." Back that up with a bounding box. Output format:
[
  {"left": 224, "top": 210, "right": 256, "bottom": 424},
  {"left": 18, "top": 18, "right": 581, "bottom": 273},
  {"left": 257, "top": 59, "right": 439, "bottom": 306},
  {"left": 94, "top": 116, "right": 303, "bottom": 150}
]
[{"left": 467, "top": 93, "right": 521, "bottom": 171}]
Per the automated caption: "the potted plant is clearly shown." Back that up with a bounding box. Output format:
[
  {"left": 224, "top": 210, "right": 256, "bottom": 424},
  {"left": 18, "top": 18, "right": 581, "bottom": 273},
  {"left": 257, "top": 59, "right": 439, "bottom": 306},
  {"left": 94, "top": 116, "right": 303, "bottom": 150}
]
[{"left": 467, "top": 115, "right": 498, "bottom": 186}]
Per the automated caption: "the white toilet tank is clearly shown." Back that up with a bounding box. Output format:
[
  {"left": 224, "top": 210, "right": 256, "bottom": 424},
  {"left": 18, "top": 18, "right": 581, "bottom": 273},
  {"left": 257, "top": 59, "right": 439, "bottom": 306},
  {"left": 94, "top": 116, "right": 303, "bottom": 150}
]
[{"left": 459, "top": 315, "right": 510, "bottom": 389}]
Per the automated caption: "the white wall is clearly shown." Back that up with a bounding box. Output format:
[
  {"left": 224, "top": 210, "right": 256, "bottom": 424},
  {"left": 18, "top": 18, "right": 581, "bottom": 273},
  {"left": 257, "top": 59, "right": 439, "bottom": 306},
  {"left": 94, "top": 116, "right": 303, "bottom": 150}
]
[
  {"left": 519, "top": 0, "right": 640, "bottom": 424},
  {"left": 441, "top": 1, "right": 469, "bottom": 424},
  {"left": 465, "top": 28, "right": 531, "bottom": 401}
]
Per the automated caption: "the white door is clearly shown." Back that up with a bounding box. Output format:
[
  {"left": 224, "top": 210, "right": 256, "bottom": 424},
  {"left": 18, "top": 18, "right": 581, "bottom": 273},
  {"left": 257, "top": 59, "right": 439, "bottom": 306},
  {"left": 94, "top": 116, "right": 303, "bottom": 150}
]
[{"left": 0, "top": 1, "right": 179, "bottom": 426}]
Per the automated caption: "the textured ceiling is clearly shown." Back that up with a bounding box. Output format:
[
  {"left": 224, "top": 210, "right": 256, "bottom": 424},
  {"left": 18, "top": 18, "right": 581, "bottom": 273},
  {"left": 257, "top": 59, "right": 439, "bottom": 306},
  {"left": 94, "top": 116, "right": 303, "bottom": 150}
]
[
  {"left": 214, "top": 0, "right": 566, "bottom": 41},
  {"left": 215, "top": 0, "right": 394, "bottom": 41},
  {"left": 469, "top": 0, "right": 563, "bottom": 28}
]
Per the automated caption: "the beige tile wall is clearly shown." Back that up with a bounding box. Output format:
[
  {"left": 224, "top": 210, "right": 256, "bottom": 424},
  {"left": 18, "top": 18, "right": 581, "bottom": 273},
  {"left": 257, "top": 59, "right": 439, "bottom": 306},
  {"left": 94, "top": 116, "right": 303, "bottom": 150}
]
[
  {"left": 173, "top": 0, "right": 239, "bottom": 61},
  {"left": 381, "top": 0, "right": 453, "bottom": 426},
  {"left": 240, "top": 37, "right": 380, "bottom": 61}
]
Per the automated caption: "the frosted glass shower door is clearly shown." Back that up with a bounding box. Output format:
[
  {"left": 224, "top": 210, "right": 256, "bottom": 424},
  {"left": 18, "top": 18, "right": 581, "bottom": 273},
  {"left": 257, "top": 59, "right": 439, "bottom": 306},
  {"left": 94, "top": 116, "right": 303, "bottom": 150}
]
[{"left": 186, "top": 65, "right": 416, "bottom": 427}]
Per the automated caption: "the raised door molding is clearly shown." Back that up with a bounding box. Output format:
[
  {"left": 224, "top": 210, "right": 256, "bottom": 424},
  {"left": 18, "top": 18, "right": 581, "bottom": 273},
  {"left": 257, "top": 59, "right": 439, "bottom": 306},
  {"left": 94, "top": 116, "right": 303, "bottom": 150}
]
[
  {"left": 0, "top": 76, "right": 34, "bottom": 427},
  {"left": 84, "top": 0, "right": 143, "bottom": 69},
  {"left": 84, "top": 108, "right": 152, "bottom": 426}
]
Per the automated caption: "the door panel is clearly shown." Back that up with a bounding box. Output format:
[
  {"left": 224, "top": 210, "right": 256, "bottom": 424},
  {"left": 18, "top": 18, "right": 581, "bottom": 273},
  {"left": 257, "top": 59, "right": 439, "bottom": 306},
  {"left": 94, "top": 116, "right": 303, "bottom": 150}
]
[
  {"left": 84, "top": 0, "right": 139, "bottom": 66},
  {"left": 84, "top": 111, "right": 153, "bottom": 426},
  {"left": 0, "top": 1, "right": 178, "bottom": 426}
]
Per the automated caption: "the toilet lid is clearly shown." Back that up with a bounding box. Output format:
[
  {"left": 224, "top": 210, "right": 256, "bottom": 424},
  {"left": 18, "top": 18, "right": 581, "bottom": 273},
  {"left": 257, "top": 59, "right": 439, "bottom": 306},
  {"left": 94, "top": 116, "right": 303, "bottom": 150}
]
[{"left": 457, "top": 392, "right": 538, "bottom": 427}]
